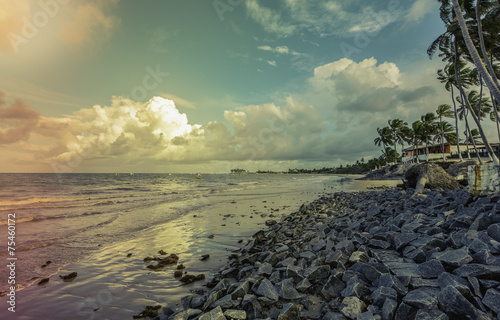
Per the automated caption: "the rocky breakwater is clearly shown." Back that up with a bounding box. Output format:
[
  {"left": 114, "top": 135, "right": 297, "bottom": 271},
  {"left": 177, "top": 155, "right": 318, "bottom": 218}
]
[{"left": 158, "top": 187, "right": 500, "bottom": 320}]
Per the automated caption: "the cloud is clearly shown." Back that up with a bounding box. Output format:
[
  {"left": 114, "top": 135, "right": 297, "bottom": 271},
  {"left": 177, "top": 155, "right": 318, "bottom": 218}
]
[
  {"left": 60, "top": 1, "right": 120, "bottom": 51},
  {"left": 246, "top": 0, "right": 406, "bottom": 38},
  {"left": 257, "top": 45, "right": 301, "bottom": 56},
  {"left": 267, "top": 60, "right": 277, "bottom": 67},
  {"left": 0, "top": 0, "right": 31, "bottom": 54},
  {"left": 160, "top": 93, "right": 197, "bottom": 109},
  {"left": 406, "top": 0, "right": 436, "bottom": 23},
  {"left": 245, "top": 0, "right": 296, "bottom": 37},
  {"left": 0, "top": 92, "right": 40, "bottom": 144}
]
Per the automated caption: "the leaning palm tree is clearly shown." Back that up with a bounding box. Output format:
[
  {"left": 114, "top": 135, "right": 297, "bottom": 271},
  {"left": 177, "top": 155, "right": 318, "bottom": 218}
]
[
  {"left": 450, "top": 0, "right": 500, "bottom": 164},
  {"left": 434, "top": 121, "right": 457, "bottom": 157},
  {"left": 436, "top": 104, "right": 455, "bottom": 160}
]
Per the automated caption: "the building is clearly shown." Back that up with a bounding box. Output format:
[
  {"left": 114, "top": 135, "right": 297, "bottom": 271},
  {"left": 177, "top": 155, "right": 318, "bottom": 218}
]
[{"left": 402, "top": 142, "right": 500, "bottom": 163}]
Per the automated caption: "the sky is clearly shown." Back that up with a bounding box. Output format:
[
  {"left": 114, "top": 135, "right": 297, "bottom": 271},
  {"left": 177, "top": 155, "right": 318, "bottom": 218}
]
[{"left": 0, "top": 0, "right": 492, "bottom": 173}]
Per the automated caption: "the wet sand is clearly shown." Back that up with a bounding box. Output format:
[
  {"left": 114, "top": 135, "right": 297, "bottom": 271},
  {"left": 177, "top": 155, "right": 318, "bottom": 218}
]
[{"left": 1, "top": 175, "right": 396, "bottom": 319}]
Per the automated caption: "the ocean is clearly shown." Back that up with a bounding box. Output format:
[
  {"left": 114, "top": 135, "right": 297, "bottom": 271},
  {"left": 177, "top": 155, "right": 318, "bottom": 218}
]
[{"left": 0, "top": 173, "right": 358, "bottom": 319}]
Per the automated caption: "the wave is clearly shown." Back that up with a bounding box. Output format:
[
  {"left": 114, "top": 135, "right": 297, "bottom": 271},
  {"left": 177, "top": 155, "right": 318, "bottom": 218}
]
[{"left": 0, "top": 211, "right": 105, "bottom": 225}]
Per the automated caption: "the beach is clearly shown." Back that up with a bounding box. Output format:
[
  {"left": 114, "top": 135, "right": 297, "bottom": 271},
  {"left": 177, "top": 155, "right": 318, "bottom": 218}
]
[{"left": 0, "top": 173, "right": 371, "bottom": 319}]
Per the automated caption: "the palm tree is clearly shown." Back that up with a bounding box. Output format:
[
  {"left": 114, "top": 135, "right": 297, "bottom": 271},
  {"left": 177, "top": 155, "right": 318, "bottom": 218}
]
[
  {"left": 450, "top": 0, "right": 500, "bottom": 164},
  {"left": 410, "top": 120, "right": 425, "bottom": 163},
  {"left": 434, "top": 121, "right": 457, "bottom": 147},
  {"left": 451, "top": 0, "right": 500, "bottom": 103},
  {"left": 388, "top": 119, "right": 408, "bottom": 164},
  {"left": 420, "top": 113, "right": 438, "bottom": 161},
  {"left": 374, "top": 126, "right": 393, "bottom": 160},
  {"left": 436, "top": 104, "right": 455, "bottom": 160}
]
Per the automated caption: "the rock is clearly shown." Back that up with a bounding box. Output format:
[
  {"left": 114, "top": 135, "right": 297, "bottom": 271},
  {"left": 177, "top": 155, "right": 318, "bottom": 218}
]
[
  {"left": 242, "top": 294, "right": 262, "bottom": 320},
  {"left": 377, "top": 274, "right": 408, "bottom": 296},
  {"left": 438, "top": 272, "right": 472, "bottom": 297},
  {"left": 487, "top": 223, "right": 500, "bottom": 242},
  {"left": 403, "top": 289, "right": 438, "bottom": 310},
  {"left": 231, "top": 280, "right": 251, "bottom": 300},
  {"left": 257, "top": 262, "right": 273, "bottom": 276},
  {"left": 414, "top": 309, "right": 449, "bottom": 320},
  {"left": 405, "top": 163, "right": 460, "bottom": 194},
  {"left": 200, "top": 254, "right": 210, "bottom": 261},
  {"left": 198, "top": 306, "right": 226, "bottom": 320},
  {"left": 256, "top": 278, "right": 279, "bottom": 302},
  {"left": 296, "top": 278, "right": 312, "bottom": 293},
  {"left": 305, "top": 265, "right": 331, "bottom": 281},
  {"left": 277, "top": 303, "right": 300, "bottom": 320},
  {"left": 132, "top": 305, "right": 161, "bottom": 319},
  {"left": 382, "top": 299, "right": 397, "bottom": 320},
  {"left": 341, "top": 279, "right": 370, "bottom": 298},
  {"left": 223, "top": 309, "right": 247, "bottom": 320},
  {"left": 452, "top": 264, "right": 500, "bottom": 279},
  {"left": 340, "top": 296, "right": 367, "bottom": 319},
  {"left": 432, "top": 247, "right": 473, "bottom": 268},
  {"left": 322, "top": 312, "right": 348, "bottom": 320},
  {"left": 179, "top": 274, "right": 205, "bottom": 284},
  {"left": 438, "top": 286, "right": 490, "bottom": 320},
  {"left": 394, "top": 302, "right": 418, "bottom": 320},
  {"left": 276, "top": 278, "right": 301, "bottom": 300},
  {"left": 209, "top": 294, "right": 240, "bottom": 309},
  {"left": 321, "top": 276, "right": 346, "bottom": 300},
  {"left": 348, "top": 251, "right": 369, "bottom": 264},
  {"left": 371, "top": 286, "right": 397, "bottom": 307},
  {"left": 393, "top": 233, "right": 420, "bottom": 251},
  {"left": 482, "top": 288, "right": 500, "bottom": 315},
  {"left": 59, "top": 272, "right": 78, "bottom": 282},
  {"left": 384, "top": 262, "right": 421, "bottom": 277},
  {"left": 38, "top": 278, "right": 49, "bottom": 286},
  {"left": 357, "top": 311, "right": 377, "bottom": 320},
  {"left": 418, "top": 260, "right": 446, "bottom": 278}
]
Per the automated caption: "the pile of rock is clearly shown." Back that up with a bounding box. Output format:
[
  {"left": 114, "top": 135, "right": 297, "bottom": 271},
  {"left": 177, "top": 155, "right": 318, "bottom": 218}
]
[{"left": 158, "top": 187, "right": 500, "bottom": 320}]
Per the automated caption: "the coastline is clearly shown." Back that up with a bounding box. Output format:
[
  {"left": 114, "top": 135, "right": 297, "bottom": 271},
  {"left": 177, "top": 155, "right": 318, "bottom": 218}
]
[
  {"left": 1, "top": 174, "right": 358, "bottom": 319},
  {"left": 152, "top": 185, "right": 500, "bottom": 320}
]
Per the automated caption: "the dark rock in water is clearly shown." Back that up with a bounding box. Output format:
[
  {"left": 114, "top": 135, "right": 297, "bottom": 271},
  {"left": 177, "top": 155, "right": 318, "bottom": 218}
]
[
  {"left": 177, "top": 264, "right": 185, "bottom": 270},
  {"left": 127, "top": 253, "right": 132, "bottom": 258},
  {"left": 59, "top": 272, "right": 78, "bottom": 282},
  {"left": 277, "top": 302, "right": 300, "bottom": 320},
  {"left": 174, "top": 270, "right": 183, "bottom": 278},
  {"left": 482, "top": 288, "right": 500, "bottom": 315},
  {"left": 418, "top": 259, "right": 446, "bottom": 279},
  {"left": 180, "top": 274, "right": 205, "bottom": 284},
  {"left": 200, "top": 254, "right": 210, "bottom": 261},
  {"left": 438, "top": 286, "right": 490, "bottom": 320},
  {"left": 132, "top": 305, "right": 161, "bottom": 319},
  {"left": 158, "top": 249, "right": 167, "bottom": 255},
  {"left": 38, "top": 278, "right": 49, "bottom": 286}
]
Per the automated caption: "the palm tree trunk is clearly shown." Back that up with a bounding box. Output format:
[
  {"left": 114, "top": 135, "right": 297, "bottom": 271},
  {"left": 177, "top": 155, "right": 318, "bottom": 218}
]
[
  {"left": 425, "top": 137, "right": 429, "bottom": 162},
  {"left": 451, "top": 0, "right": 500, "bottom": 105},
  {"left": 451, "top": 86, "right": 463, "bottom": 161},
  {"left": 440, "top": 117, "right": 446, "bottom": 160},
  {"left": 476, "top": 1, "right": 500, "bottom": 90},
  {"left": 452, "top": 31, "right": 500, "bottom": 165}
]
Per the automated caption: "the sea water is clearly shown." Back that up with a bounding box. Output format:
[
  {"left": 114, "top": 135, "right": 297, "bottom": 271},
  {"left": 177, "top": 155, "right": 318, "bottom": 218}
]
[{"left": 0, "top": 173, "right": 356, "bottom": 319}]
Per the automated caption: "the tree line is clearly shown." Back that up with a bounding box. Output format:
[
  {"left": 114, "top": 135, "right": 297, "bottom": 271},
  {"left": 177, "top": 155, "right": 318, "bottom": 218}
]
[{"left": 375, "top": 0, "right": 499, "bottom": 165}]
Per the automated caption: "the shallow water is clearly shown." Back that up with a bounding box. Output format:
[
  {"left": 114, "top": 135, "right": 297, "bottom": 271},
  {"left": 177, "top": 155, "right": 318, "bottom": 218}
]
[{"left": 0, "top": 173, "right": 370, "bottom": 319}]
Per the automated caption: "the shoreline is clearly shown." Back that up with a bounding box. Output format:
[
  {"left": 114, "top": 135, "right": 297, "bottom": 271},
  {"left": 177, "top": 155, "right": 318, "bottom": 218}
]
[
  {"left": 1, "top": 174, "right": 358, "bottom": 319},
  {"left": 153, "top": 186, "right": 500, "bottom": 320}
]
